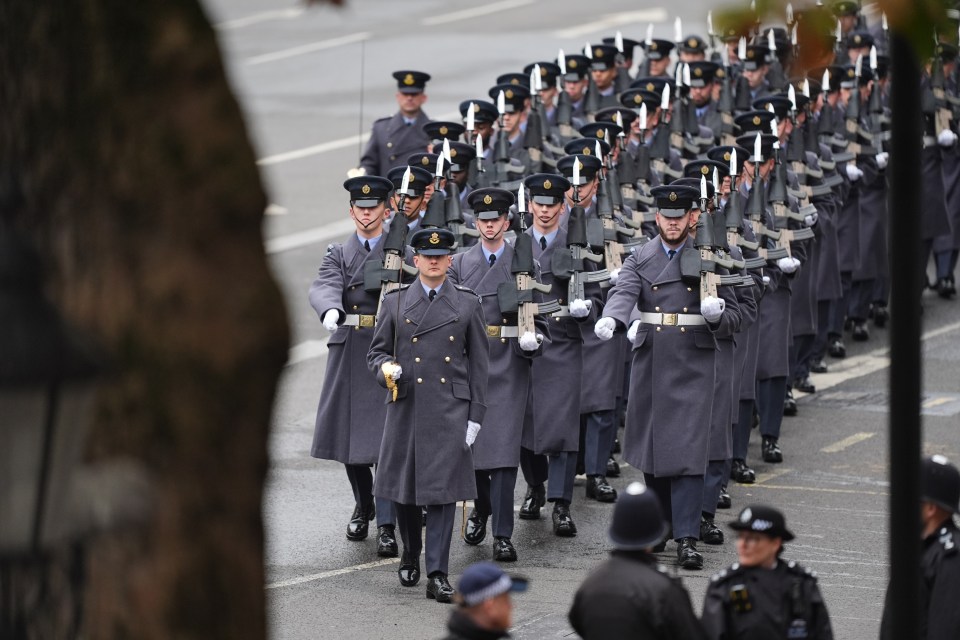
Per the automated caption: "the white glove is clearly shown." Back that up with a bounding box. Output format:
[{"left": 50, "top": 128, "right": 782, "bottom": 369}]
[
  {"left": 385, "top": 363, "right": 402, "bottom": 381},
  {"left": 627, "top": 319, "right": 641, "bottom": 344},
  {"left": 322, "top": 309, "right": 340, "bottom": 331},
  {"left": 466, "top": 421, "right": 481, "bottom": 446},
  {"left": 594, "top": 317, "right": 616, "bottom": 340},
  {"left": 570, "top": 298, "right": 592, "bottom": 318},
  {"left": 875, "top": 151, "right": 889, "bottom": 169},
  {"left": 845, "top": 164, "right": 863, "bottom": 182},
  {"left": 608, "top": 268, "right": 621, "bottom": 285},
  {"left": 938, "top": 129, "right": 958, "bottom": 147},
  {"left": 518, "top": 331, "right": 542, "bottom": 351},
  {"left": 701, "top": 296, "right": 725, "bottom": 323},
  {"left": 777, "top": 257, "right": 800, "bottom": 274},
  {"left": 804, "top": 211, "right": 818, "bottom": 227}
]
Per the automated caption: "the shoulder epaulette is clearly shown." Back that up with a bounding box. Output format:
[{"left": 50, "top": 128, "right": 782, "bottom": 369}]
[
  {"left": 325, "top": 243, "right": 336, "bottom": 256},
  {"left": 938, "top": 526, "right": 958, "bottom": 555},
  {"left": 785, "top": 560, "right": 818, "bottom": 580},
  {"left": 373, "top": 116, "right": 391, "bottom": 124},
  {"left": 710, "top": 562, "right": 744, "bottom": 584},
  {"left": 383, "top": 284, "right": 411, "bottom": 296}
]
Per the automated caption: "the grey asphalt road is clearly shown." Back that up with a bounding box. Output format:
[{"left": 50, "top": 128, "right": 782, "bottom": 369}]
[{"left": 199, "top": 1, "right": 960, "bottom": 638}]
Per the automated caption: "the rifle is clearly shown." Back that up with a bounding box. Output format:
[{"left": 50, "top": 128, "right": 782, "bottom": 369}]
[
  {"left": 743, "top": 143, "right": 789, "bottom": 263},
  {"left": 552, "top": 168, "right": 610, "bottom": 303},
  {"left": 717, "top": 46, "right": 738, "bottom": 145},
  {"left": 843, "top": 56, "right": 864, "bottom": 164},
  {"left": 497, "top": 185, "right": 561, "bottom": 337},
  {"left": 613, "top": 31, "right": 632, "bottom": 94},
  {"left": 651, "top": 86, "right": 683, "bottom": 180},
  {"left": 931, "top": 42, "right": 953, "bottom": 136},
  {"left": 440, "top": 140, "right": 480, "bottom": 249},
  {"left": 724, "top": 150, "right": 765, "bottom": 269},
  {"left": 556, "top": 49, "right": 577, "bottom": 140},
  {"left": 364, "top": 168, "right": 419, "bottom": 316},
  {"left": 680, "top": 182, "right": 743, "bottom": 300},
  {"left": 594, "top": 142, "right": 641, "bottom": 271}
]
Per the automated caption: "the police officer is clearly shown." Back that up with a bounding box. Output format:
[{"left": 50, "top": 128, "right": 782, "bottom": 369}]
[
  {"left": 449, "top": 187, "right": 544, "bottom": 562},
  {"left": 368, "top": 228, "right": 489, "bottom": 603},
  {"left": 595, "top": 184, "right": 741, "bottom": 570},
  {"left": 308, "top": 176, "right": 403, "bottom": 555},
  {"left": 568, "top": 482, "right": 707, "bottom": 639},
  {"left": 702, "top": 505, "right": 835, "bottom": 639},
  {"left": 880, "top": 455, "right": 960, "bottom": 639},
  {"left": 359, "top": 70, "right": 432, "bottom": 177}
]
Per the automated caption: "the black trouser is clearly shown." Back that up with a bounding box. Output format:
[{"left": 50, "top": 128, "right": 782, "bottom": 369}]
[
  {"left": 473, "top": 467, "right": 519, "bottom": 538},
  {"left": 644, "top": 473, "right": 703, "bottom": 540},
  {"left": 345, "top": 464, "right": 395, "bottom": 526},
  {"left": 758, "top": 377, "right": 787, "bottom": 439},
  {"left": 395, "top": 502, "right": 456, "bottom": 577},
  {"left": 519, "top": 446, "right": 548, "bottom": 488}
]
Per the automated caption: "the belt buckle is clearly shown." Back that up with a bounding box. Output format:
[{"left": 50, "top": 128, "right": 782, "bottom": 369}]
[
  {"left": 662, "top": 313, "right": 678, "bottom": 326},
  {"left": 359, "top": 315, "right": 375, "bottom": 328},
  {"left": 486, "top": 326, "right": 501, "bottom": 337}
]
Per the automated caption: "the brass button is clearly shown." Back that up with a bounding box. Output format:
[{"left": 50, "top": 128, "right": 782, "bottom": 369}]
[
  {"left": 682, "top": 307, "right": 688, "bottom": 313},
  {"left": 680, "top": 327, "right": 686, "bottom": 333},
  {"left": 502, "top": 318, "right": 507, "bottom": 324},
  {"left": 387, "top": 142, "right": 393, "bottom": 148},
  {"left": 353, "top": 326, "right": 360, "bottom": 331},
  {"left": 417, "top": 377, "right": 423, "bottom": 384},
  {"left": 412, "top": 337, "right": 418, "bottom": 343},
  {"left": 350, "top": 286, "right": 356, "bottom": 290},
  {"left": 655, "top": 306, "right": 661, "bottom": 312},
  {"left": 405, "top": 318, "right": 411, "bottom": 323},
  {"left": 389, "top": 155, "right": 396, "bottom": 161},
  {"left": 501, "top": 338, "right": 507, "bottom": 343},
  {"left": 415, "top": 357, "right": 421, "bottom": 363},
  {"left": 352, "top": 305, "right": 359, "bottom": 310},
  {"left": 652, "top": 286, "right": 658, "bottom": 291},
  {"left": 444, "top": 356, "right": 451, "bottom": 362},
  {"left": 687, "top": 287, "right": 693, "bottom": 292},
  {"left": 656, "top": 326, "right": 662, "bottom": 332},
  {"left": 449, "top": 336, "right": 455, "bottom": 341},
  {"left": 440, "top": 378, "right": 446, "bottom": 383}
]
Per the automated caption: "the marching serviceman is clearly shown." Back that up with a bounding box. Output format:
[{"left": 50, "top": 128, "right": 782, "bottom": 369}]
[
  {"left": 309, "top": 176, "right": 406, "bottom": 556},
  {"left": 360, "top": 70, "right": 432, "bottom": 177},
  {"left": 594, "top": 184, "right": 741, "bottom": 570},
  {"left": 702, "top": 505, "right": 834, "bottom": 639},
  {"left": 449, "top": 187, "right": 545, "bottom": 562},
  {"left": 368, "top": 228, "right": 489, "bottom": 603}
]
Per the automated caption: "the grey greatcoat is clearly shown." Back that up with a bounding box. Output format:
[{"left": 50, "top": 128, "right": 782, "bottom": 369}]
[
  {"left": 367, "top": 280, "right": 489, "bottom": 506},
  {"left": 448, "top": 243, "right": 543, "bottom": 470},
  {"left": 359, "top": 110, "right": 432, "bottom": 177},
  {"left": 603, "top": 237, "right": 741, "bottom": 477},
  {"left": 521, "top": 227, "right": 588, "bottom": 455},
  {"left": 815, "top": 144, "right": 845, "bottom": 302},
  {"left": 309, "top": 235, "right": 411, "bottom": 465}
]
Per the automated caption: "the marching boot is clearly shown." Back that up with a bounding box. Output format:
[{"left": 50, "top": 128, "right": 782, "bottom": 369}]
[
  {"left": 463, "top": 510, "right": 488, "bottom": 546},
  {"left": 730, "top": 459, "right": 756, "bottom": 484},
  {"left": 376, "top": 525, "right": 398, "bottom": 557},
  {"left": 828, "top": 338, "right": 846, "bottom": 358},
  {"left": 677, "top": 537, "right": 704, "bottom": 569},
  {"left": 426, "top": 573, "right": 455, "bottom": 603},
  {"left": 493, "top": 537, "right": 518, "bottom": 562},
  {"left": 852, "top": 321, "right": 870, "bottom": 341},
  {"left": 585, "top": 475, "right": 618, "bottom": 502},
  {"left": 716, "top": 485, "right": 732, "bottom": 509},
  {"left": 871, "top": 305, "right": 888, "bottom": 328},
  {"left": 810, "top": 358, "right": 828, "bottom": 374},
  {"left": 519, "top": 484, "right": 545, "bottom": 520},
  {"left": 346, "top": 502, "right": 375, "bottom": 541},
  {"left": 794, "top": 376, "right": 816, "bottom": 394},
  {"left": 700, "top": 515, "right": 725, "bottom": 545},
  {"left": 397, "top": 551, "right": 421, "bottom": 587},
  {"left": 551, "top": 501, "right": 577, "bottom": 537},
  {"left": 606, "top": 456, "right": 621, "bottom": 477},
  {"left": 762, "top": 436, "right": 783, "bottom": 463},
  {"left": 783, "top": 389, "right": 798, "bottom": 416}
]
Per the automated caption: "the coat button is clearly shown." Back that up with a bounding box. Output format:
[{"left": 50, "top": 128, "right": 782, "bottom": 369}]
[
  {"left": 390, "top": 155, "right": 396, "bottom": 161},
  {"left": 387, "top": 142, "right": 393, "bottom": 148},
  {"left": 412, "top": 337, "right": 418, "bottom": 343},
  {"left": 656, "top": 326, "right": 661, "bottom": 332},
  {"left": 680, "top": 327, "right": 686, "bottom": 333},
  {"left": 353, "top": 326, "right": 359, "bottom": 331},
  {"left": 687, "top": 287, "right": 693, "bottom": 292},
  {"left": 440, "top": 378, "right": 446, "bottom": 383},
  {"left": 502, "top": 318, "right": 508, "bottom": 324},
  {"left": 652, "top": 286, "right": 658, "bottom": 291},
  {"left": 352, "top": 305, "right": 359, "bottom": 310},
  {"left": 350, "top": 286, "right": 356, "bottom": 290},
  {"left": 655, "top": 306, "right": 661, "bottom": 312},
  {"left": 405, "top": 319, "right": 411, "bottom": 323},
  {"left": 415, "top": 357, "right": 421, "bottom": 363},
  {"left": 444, "top": 356, "right": 451, "bottom": 362},
  {"left": 417, "top": 377, "right": 423, "bottom": 384},
  {"left": 501, "top": 338, "right": 507, "bottom": 343},
  {"left": 449, "top": 336, "right": 455, "bottom": 341}
]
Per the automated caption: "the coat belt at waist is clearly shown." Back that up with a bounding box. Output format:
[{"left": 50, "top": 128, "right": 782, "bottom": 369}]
[
  {"left": 638, "top": 311, "right": 706, "bottom": 326},
  {"left": 486, "top": 325, "right": 521, "bottom": 338},
  {"left": 342, "top": 313, "right": 376, "bottom": 327}
]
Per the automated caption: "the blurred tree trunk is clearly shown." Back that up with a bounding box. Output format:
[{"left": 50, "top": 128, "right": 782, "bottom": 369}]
[{"left": 0, "top": 1, "right": 289, "bottom": 638}]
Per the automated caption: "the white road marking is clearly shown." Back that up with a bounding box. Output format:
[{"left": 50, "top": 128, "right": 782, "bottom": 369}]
[
  {"left": 821, "top": 432, "right": 877, "bottom": 453},
  {"left": 754, "top": 468, "right": 792, "bottom": 484},
  {"left": 266, "top": 219, "right": 356, "bottom": 254},
  {"left": 265, "top": 558, "right": 398, "bottom": 590},
  {"left": 264, "top": 204, "right": 288, "bottom": 216},
  {"left": 215, "top": 7, "right": 304, "bottom": 30},
  {"left": 258, "top": 133, "right": 371, "bottom": 166},
  {"left": 286, "top": 339, "right": 331, "bottom": 367},
  {"left": 753, "top": 484, "right": 887, "bottom": 496},
  {"left": 421, "top": 0, "right": 536, "bottom": 26},
  {"left": 246, "top": 31, "right": 371, "bottom": 66},
  {"left": 553, "top": 9, "right": 669, "bottom": 38}
]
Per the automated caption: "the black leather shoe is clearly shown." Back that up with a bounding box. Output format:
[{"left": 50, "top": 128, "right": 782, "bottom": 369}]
[
  {"left": 677, "top": 537, "right": 703, "bottom": 569},
  {"left": 717, "top": 485, "right": 732, "bottom": 509},
  {"left": 426, "top": 573, "right": 455, "bottom": 603},
  {"left": 346, "top": 503, "right": 375, "bottom": 541},
  {"left": 464, "top": 511, "right": 488, "bottom": 546},
  {"left": 493, "top": 537, "right": 517, "bottom": 562},
  {"left": 606, "top": 456, "right": 621, "bottom": 477},
  {"left": 762, "top": 436, "right": 783, "bottom": 463},
  {"left": 700, "top": 516, "right": 724, "bottom": 545},
  {"left": 828, "top": 339, "right": 846, "bottom": 358},
  {"left": 937, "top": 278, "right": 954, "bottom": 299},
  {"left": 552, "top": 502, "right": 577, "bottom": 537},
  {"left": 794, "top": 376, "right": 816, "bottom": 394},
  {"left": 519, "top": 485, "right": 545, "bottom": 520},
  {"left": 810, "top": 359, "right": 828, "bottom": 374},
  {"left": 585, "top": 475, "right": 618, "bottom": 502},
  {"left": 398, "top": 552, "right": 420, "bottom": 587},
  {"left": 783, "top": 390, "right": 798, "bottom": 416},
  {"left": 852, "top": 321, "right": 869, "bottom": 342},
  {"left": 730, "top": 459, "right": 756, "bottom": 484},
  {"left": 377, "top": 525, "right": 398, "bottom": 557},
  {"left": 872, "top": 306, "right": 888, "bottom": 328}
]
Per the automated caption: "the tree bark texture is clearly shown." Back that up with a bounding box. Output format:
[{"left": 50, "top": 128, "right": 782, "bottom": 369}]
[{"left": 1, "top": 2, "right": 289, "bottom": 638}]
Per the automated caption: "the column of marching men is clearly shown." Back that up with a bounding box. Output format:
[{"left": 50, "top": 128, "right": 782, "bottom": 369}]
[{"left": 308, "top": 0, "right": 960, "bottom": 613}]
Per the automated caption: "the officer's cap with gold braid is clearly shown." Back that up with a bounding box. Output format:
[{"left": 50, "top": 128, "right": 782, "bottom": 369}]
[
  {"left": 556, "top": 154, "right": 603, "bottom": 185},
  {"left": 392, "top": 70, "right": 431, "bottom": 94},
  {"left": 488, "top": 83, "right": 531, "bottom": 113},
  {"left": 467, "top": 187, "right": 515, "bottom": 220},
  {"left": 650, "top": 185, "right": 699, "bottom": 218},
  {"left": 386, "top": 165, "right": 432, "bottom": 197},
  {"left": 524, "top": 173, "right": 571, "bottom": 205},
  {"left": 410, "top": 228, "right": 456, "bottom": 256},
  {"left": 344, "top": 176, "right": 393, "bottom": 207}
]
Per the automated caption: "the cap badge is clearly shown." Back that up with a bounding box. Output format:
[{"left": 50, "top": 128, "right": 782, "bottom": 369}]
[
  {"left": 539, "top": 67, "right": 547, "bottom": 76},
  {"left": 569, "top": 59, "right": 578, "bottom": 68},
  {"left": 694, "top": 67, "right": 703, "bottom": 77},
  {"left": 403, "top": 73, "right": 415, "bottom": 86},
  {"left": 634, "top": 94, "right": 642, "bottom": 104},
  {"left": 450, "top": 149, "right": 457, "bottom": 157},
  {"left": 510, "top": 78, "right": 520, "bottom": 85},
  {"left": 421, "top": 156, "right": 430, "bottom": 166},
  {"left": 361, "top": 184, "right": 371, "bottom": 194},
  {"left": 853, "top": 35, "right": 861, "bottom": 44},
  {"left": 747, "top": 49, "right": 755, "bottom": 59},
  {"left": 687, "top": 38, "right": 698, "bottom": 48},
  {"left": 483, "top": 194, "right": 493, "bottom": 205},
  {"left": 543, "top": 179, "right": 552, "bottom": 190},
  {"left": 597, "top": 130, "right": 605, "bottom": 139},
  {"left": 439, "top": 125, "right": 448, "bottom": 135},
  {"left": 505, "top": 89, "right": 514, "bottom": 99},
  {"left": 583, "top": 147, "right": 591, "bottom": 155},
  {"left": 650, "top": 42, "right": 658, "bottom": 51},
  {"left": 669, "top": 191, "right": 678, "bottom": 202},
  {"left": 473, "top": 103, "right": 480, "bottom": 112},
  {"left": 724, "top": 152, "right": 731, "bottom": 161},
  {"left": 595, "top": 47, "right": 604, "bottom": 58},
  {"left": 847, "top": 68, "right": 855, "bottom": 78},
  {"left": 753, "top": 115, "right": 761, "bottom": 126},
  {"left": 646, "top": 82, "right": 655, "bottom": 91},
  {"left": 576, "top": 160, "right": 584, "bottom": 170},
  {"left": 429, "top": 232, "right": 440, "bottom": 245},
  {"left": 701, "top": 165, "right": 710, "bottom": 175}
]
